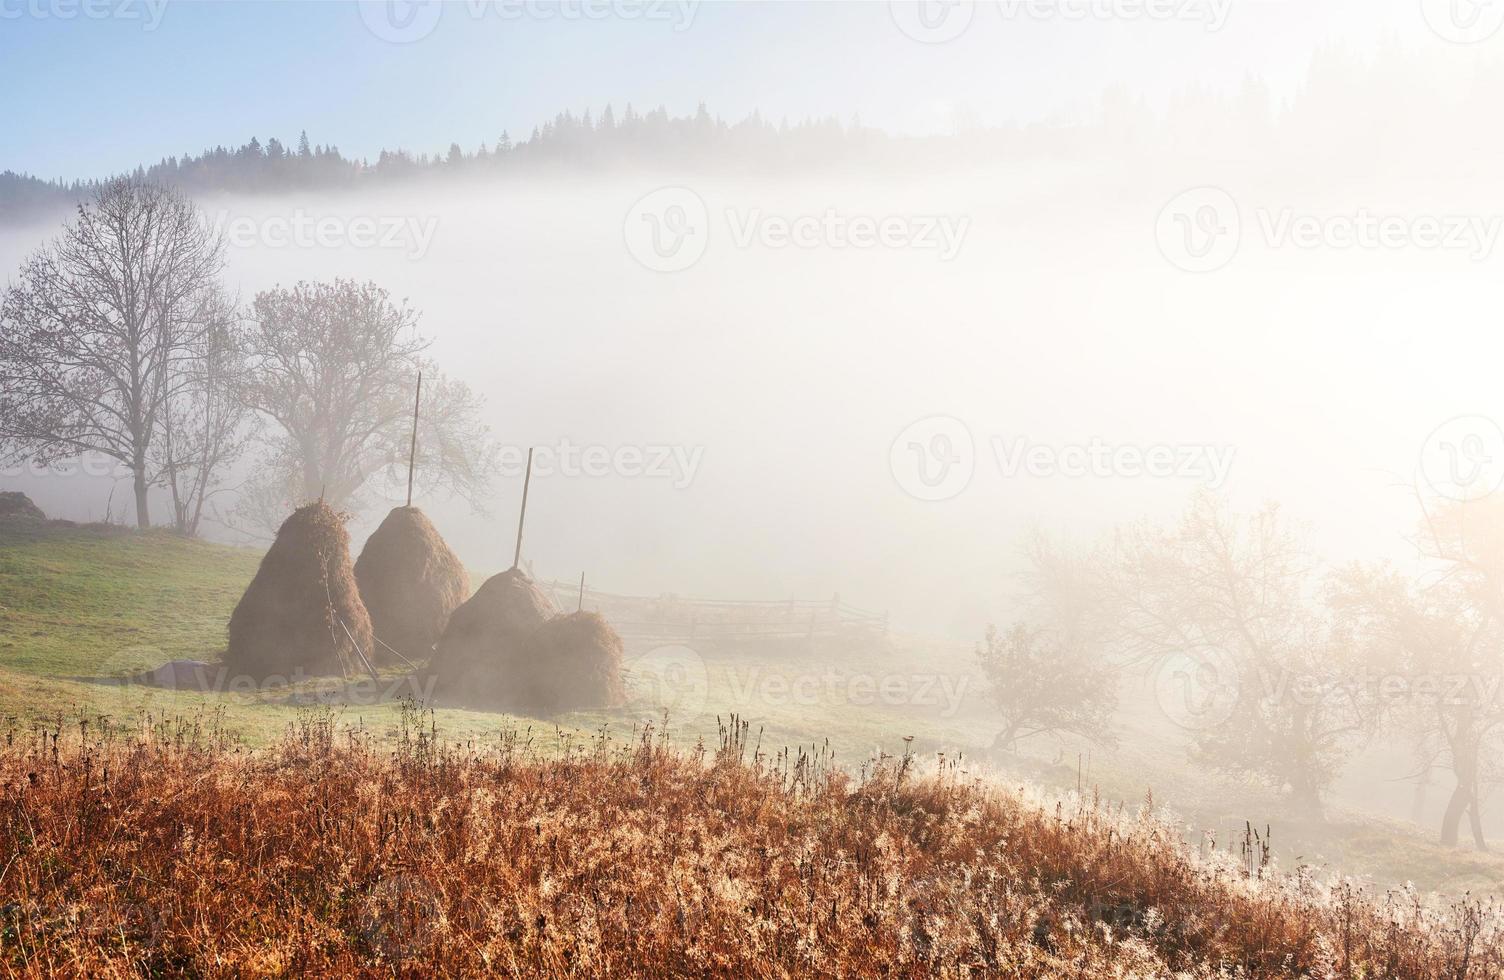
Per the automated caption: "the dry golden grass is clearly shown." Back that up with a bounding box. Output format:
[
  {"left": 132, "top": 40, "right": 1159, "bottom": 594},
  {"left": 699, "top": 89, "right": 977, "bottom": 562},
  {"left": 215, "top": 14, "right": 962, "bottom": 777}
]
[{"left": 0, "top": 709, "right": 1498, "bottom": 978}]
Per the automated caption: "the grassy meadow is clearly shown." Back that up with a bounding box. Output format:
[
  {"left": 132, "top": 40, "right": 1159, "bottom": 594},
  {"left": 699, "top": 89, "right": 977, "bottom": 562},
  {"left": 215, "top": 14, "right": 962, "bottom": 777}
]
[{"left": 3, "top": 516, "right": 1504, "bottom": 915}]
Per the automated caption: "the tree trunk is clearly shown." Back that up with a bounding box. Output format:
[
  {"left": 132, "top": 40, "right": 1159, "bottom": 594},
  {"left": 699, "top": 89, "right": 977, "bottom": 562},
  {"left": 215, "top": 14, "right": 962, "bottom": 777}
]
[
  {"left": 1440, "top": 784, "right": 1468, "bottom": 847},
  {"left": 991, "top": 722, "right": 1020, "bottom": 754},
  {"left": 1467, "top": 795, "right": 1489, "bottom": 851},
  {"left": 132, "top": 463, "right": 151, "bottom": 529},
  {"left": 1289, "top": 779, "right": 1324, "bottom": 822},
  {"left": 1440, "top": 745, "right": 1483, "bottom": 849}
]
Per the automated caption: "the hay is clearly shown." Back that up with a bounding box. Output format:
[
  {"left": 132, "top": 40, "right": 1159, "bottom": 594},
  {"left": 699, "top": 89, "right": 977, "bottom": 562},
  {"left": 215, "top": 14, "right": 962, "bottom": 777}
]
[
  {"left": 524, "top": 611, "right": 626, "bottom": 713},
  {"left": 0, "top": 492, "right": 45, "bottom": 521},
  {"left": 426, "top": 567, "right": 557, "bottom": 709},
  {"left": 225, "top": 502, "right": 375, "bottom": 680},
  {"left": 354, "top": 506, "right": 469, "bottom": 665}
]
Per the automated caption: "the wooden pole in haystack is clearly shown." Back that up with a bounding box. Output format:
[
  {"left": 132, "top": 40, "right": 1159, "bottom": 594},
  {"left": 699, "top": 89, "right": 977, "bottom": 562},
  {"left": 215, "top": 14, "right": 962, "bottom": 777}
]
[
  {"left": 578, "top": 571, "right": 585, "bottom": 611},
  {"left": 405, "top": 370, "right": 423, "bottom": 508},
  {"left": 512, "top": 447, "right": 534, "bottom": 571}
]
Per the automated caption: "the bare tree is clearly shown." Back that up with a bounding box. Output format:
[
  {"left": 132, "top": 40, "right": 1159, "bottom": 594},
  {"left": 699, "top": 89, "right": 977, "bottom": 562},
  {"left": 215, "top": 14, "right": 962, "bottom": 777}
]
[
  {"left": 1331, "top": 496, "right": 1504, "bottom": 849},
  {"left": 0, "top": 179, "right": 228, "bottom": 528},
  {"left": 236, "top": 279, "right": 496, "bottom": 524},
  {"left": 1107, "top": 493, "right": 1368, "bottom": 817},
  {"left": 152, "top": 293, "right": 254, "bottom": 536},
  {"left": 978, "top": 537, "right": 1119, "bottom": 752}
]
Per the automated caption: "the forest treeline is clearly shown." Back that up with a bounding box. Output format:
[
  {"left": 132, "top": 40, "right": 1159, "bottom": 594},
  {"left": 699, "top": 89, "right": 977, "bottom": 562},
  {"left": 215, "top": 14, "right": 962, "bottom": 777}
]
[{"left": 8, "top": 42, "right": 1504, "bottom": 224}]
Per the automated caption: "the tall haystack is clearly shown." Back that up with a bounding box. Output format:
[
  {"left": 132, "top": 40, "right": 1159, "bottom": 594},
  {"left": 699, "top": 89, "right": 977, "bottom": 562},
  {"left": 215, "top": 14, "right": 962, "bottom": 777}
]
[
  {"left": 354, "top": 506, "right": 469, "bottom": 665},
  {"left": 0, "top": 492, "right": 45, "bottom": 521},
  {"left": 523, "top": 611, "right": 626, "bottom": 713},
  {"left": 225, "top": 502, "right": 375, "bottom": 679},
  {"left": 426, "top": 567, "right": 557, "bottom": 709}
]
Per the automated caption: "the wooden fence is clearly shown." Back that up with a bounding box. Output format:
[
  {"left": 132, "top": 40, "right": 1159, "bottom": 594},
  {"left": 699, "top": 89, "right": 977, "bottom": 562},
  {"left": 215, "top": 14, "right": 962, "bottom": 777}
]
[{"left": 539, "top": 579, "right": 888, "bottom": 643}]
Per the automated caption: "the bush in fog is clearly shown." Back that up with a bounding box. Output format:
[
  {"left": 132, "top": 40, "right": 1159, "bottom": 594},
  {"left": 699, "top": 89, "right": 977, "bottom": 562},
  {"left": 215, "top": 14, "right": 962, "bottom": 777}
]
[
  {"left": 977, "top": 622, "right": 1118, "bottom": 751},
  {"left": 979, "top": 536, "right": 1119, "bottom": 751}
]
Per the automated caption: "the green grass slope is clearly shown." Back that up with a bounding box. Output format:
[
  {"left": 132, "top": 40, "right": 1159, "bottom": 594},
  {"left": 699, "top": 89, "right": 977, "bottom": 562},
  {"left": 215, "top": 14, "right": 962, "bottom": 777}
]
[{"left": 0, "top": 519, "right": 556, "bottom": 743}]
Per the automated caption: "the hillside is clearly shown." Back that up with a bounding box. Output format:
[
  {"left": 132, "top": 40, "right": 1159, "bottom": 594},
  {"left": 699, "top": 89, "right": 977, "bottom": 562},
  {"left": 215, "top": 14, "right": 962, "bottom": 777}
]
[
  {"left": 0, "top": 710, "right": 1495, "bottom": 977},
  {"left": 7, "top": 517, "right": 1504, "bottom": 907}
]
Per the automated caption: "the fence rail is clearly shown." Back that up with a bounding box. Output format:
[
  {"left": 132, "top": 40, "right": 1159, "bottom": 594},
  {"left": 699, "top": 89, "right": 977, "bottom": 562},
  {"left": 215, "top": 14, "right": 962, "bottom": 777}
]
[{"left": 540, "top": 579, "right": 888, "bottom": 641}]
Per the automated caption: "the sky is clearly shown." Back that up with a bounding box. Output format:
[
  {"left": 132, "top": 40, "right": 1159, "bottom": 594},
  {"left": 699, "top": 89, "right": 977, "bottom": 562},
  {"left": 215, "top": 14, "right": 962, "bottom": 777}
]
[{"left": 0, "top": 0, "right": 1417, "bottom": 182}]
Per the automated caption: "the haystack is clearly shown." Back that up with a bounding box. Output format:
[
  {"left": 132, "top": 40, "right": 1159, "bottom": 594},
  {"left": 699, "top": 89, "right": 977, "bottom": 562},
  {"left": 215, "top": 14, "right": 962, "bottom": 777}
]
[
  {"left": 524, "top": 611, "right": 626, "bottom": 713},
  {"left": 225, "top": 502, "right": 375, "bottom": 679},
  {"left": 425, "top": 567, "right": 557, "bottom": 709},
  {"left": 354, "top": 506, "right": 469, "bottom": 666},
  {"left": 0, "top": 491, "right": 45, "bottom": 521}
]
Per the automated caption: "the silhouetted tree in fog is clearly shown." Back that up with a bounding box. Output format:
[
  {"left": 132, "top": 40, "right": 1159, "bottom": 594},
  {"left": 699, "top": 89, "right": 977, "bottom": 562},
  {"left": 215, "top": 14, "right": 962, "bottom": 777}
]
[
  {"left": 978, "top": 537, "right": 1119, "bottom": 751},
  {"left": 151, "top": 292, "right": 253, "bottom": 536},
  {"left": 1108, "top": 493, "right": 1368, "bottom": 818},
  {"left": 236, "top": 279, "right": 496, "bottom": 529},
  {"left": 0, "top": 178, "right": 229, "bottom": 528},
  {"left": 1331, "top": 497, "right": 1504, "bottom": 850}
]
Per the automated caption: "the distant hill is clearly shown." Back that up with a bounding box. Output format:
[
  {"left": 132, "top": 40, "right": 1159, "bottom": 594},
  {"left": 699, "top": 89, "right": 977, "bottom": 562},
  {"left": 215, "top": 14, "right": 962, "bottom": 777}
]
[
  {"left": 0, "top": 104, "right": 887, "bottom": 227},
  {"left": 0, "top": 170, "right": 89, "bottom": 225},
  {"left": 7, "top": 48, "right": 1502, "bottom": 222}
]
